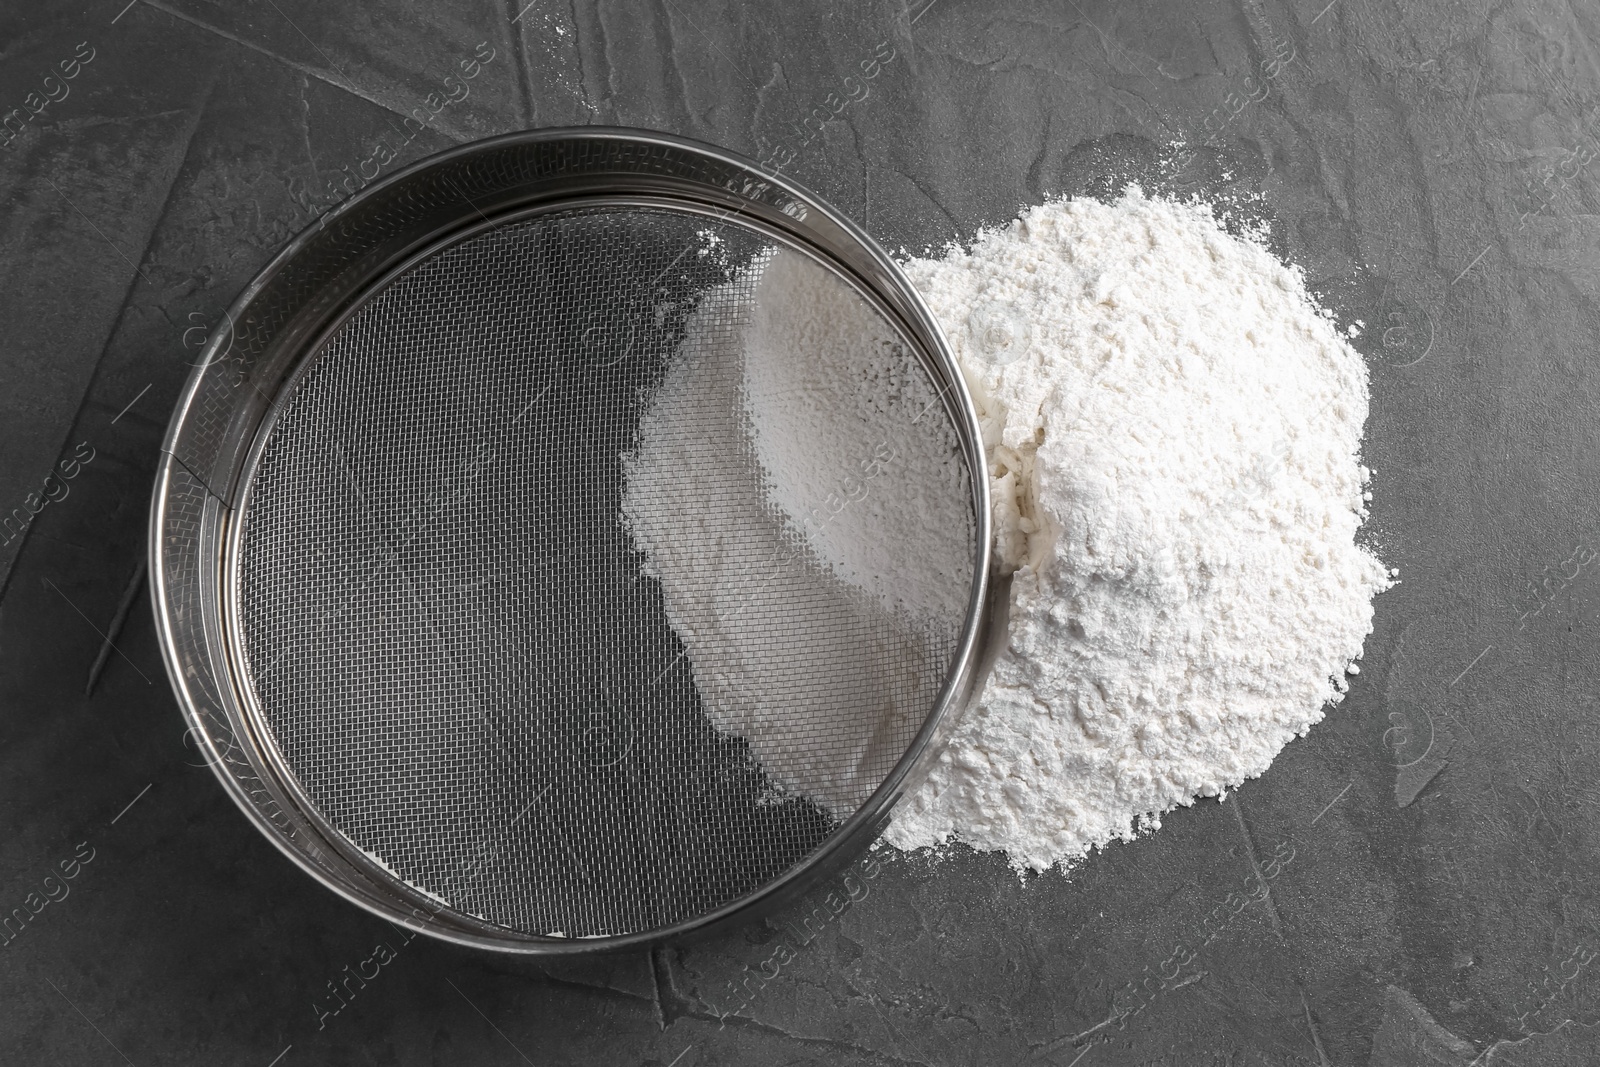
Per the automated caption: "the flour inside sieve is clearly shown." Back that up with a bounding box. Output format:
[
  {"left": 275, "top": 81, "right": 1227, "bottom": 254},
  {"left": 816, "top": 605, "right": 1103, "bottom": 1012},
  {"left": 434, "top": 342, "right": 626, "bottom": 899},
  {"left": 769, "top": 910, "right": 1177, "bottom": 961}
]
[{"left": 622, "top": 248, "right": 971, "bottom": 818}]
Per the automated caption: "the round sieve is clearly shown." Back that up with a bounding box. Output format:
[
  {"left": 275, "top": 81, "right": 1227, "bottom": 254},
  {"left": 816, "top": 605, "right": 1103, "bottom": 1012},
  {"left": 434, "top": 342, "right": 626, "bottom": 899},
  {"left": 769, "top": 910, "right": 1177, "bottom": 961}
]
[{"left": 151, "top": 128, "right": 991, "bottom": 952}]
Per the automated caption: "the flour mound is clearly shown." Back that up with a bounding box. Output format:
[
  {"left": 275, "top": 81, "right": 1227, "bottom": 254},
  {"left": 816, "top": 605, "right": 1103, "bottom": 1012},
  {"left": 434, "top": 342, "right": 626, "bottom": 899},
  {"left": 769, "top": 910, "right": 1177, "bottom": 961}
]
[{"left": 886, "top": 189, "right": 1392, "bottom": 873}]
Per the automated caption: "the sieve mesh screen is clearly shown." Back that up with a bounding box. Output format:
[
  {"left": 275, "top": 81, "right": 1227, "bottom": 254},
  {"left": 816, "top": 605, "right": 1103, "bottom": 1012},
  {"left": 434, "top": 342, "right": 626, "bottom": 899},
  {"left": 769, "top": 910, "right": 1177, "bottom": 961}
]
[{"left": 233, "top": 205, "right": 972, "bottom": 937}]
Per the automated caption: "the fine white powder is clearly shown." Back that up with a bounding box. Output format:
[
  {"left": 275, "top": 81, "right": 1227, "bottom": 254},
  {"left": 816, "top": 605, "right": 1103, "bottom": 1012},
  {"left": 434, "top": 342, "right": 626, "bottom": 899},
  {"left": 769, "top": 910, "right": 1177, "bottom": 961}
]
[
  {"left": 884, "top": 189, "right": 1392, "bottom": 872},
  {"left": 625, "top": 189, "right": 1391, "bottom": 875},
  {"left": 621, "top": 249, "right": 964, "bottom": 817},
  {"left": 739, "top": 249, "right": 971, "bottom": 626}
]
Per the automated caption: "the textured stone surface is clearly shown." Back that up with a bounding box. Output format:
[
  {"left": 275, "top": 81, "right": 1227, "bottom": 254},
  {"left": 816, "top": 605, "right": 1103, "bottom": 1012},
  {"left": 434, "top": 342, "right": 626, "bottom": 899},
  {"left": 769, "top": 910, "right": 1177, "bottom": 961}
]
[{"left": 3, "top": 0, "right": 1600, "bottom": 1063}]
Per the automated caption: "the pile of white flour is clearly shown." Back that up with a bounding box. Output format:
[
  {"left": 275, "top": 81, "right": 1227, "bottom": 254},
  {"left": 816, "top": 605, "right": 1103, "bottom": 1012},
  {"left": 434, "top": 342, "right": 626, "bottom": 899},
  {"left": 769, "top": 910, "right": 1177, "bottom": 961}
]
[
  {"left": 624, "top": 189, "right": 1391, "bottom": 875},
  {"left": 885, "top": 189, "right": 1391, "bottom": 871}
]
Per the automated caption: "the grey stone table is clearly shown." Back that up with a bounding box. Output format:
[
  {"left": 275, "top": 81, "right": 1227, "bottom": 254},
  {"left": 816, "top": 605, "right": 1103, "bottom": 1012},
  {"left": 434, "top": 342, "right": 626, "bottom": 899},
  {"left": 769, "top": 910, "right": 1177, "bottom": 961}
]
[{"left": 1, "top": 0, "right": 1596, "bottom": 1063}]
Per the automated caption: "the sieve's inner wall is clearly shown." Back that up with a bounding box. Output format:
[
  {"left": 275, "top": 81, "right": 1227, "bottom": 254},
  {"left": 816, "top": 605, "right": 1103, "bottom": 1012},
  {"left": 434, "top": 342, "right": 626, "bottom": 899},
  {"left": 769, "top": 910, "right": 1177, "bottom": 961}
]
[{"left": 232, "top": 206, "right": 974, "bottom": 938}]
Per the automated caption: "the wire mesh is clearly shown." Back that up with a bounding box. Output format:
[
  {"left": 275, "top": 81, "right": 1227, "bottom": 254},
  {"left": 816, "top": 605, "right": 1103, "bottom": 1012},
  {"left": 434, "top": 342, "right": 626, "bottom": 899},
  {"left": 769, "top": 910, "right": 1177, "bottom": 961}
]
[{"left": 234, "top": 205, "right": 972, "bottom": 937}]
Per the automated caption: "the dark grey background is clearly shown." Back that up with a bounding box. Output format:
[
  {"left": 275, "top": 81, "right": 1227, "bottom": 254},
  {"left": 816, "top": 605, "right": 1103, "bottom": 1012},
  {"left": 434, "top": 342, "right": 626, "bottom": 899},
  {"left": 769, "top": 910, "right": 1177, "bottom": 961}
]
[{"left": 2, "top": 0, "right": 1597, "bottom": 1063}]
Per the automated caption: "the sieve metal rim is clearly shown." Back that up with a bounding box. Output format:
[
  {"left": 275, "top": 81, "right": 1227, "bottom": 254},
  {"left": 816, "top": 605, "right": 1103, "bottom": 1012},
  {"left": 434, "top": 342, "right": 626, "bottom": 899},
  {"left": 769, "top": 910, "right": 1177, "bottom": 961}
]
[
  {"left": 220, "top": 195, "right": 974, "bottom": 942},
  {"left": 150, "top": 127, "right": 993, "bottom": 953}
]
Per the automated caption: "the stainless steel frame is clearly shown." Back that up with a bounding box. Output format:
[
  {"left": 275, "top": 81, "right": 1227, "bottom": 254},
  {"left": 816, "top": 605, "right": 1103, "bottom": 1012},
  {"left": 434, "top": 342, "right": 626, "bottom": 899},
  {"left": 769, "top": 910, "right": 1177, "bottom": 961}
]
[{"left": 150, "top": 127, "right": 992, "bottom": 953}]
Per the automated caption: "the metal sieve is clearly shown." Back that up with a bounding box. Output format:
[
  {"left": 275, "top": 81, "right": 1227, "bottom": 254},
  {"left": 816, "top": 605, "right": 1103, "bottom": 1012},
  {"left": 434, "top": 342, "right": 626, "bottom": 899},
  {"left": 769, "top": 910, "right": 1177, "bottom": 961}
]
[{"left": 151, "top": 128, "right": 991, "bottom": 952}]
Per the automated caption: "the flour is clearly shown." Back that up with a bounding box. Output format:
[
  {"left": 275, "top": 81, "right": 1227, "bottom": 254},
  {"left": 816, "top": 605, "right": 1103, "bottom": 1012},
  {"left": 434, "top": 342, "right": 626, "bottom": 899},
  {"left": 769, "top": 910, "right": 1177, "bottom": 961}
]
[
  {"left": 624, "top": 188, "right": 1390, "bottom": 874},
  {"left": 620, "top": 249, "right": 966, "bottom": 818},
  {"left": 885, "top": 189, "right": 1392, "bottom": 872},
  {"left": 739, "top": 248, "right": 971, "bottom": 626}
]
